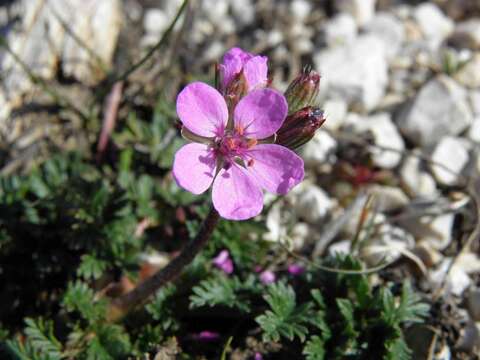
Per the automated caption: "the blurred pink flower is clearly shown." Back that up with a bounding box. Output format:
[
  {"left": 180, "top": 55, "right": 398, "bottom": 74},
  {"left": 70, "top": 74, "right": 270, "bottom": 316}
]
[
  {"left": 213, "top": 250, "right": 234, "bottom": 274},
  {"left": 220, "top": 47, "right": 268, "bottom": 92},
  {"left": 288, "top": 263, "right": 305, "bottom": 276},
  {"left": 173, "top": 82, "right": 304, "bottom": 220},
  {"left": 259, "top": 270, "right": 276, "bottom": 284},
  {"left": 192, "top": 330, "right": 220, "bottom": 341},
  {"left": 254, "top": 352, "right": 263, "bottom": 360}
]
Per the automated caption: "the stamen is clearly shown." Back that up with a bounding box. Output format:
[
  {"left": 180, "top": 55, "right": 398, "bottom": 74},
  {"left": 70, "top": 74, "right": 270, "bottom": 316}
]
[
  {"left": 247, "top": 159, "right": 255, "bottom": 167},
  {"left": 246, "top": 138, "right": 257, "bottom": 148}
]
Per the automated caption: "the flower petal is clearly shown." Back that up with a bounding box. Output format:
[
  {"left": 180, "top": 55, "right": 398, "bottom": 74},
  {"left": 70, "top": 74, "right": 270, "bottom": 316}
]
[
  {"left": 173, "top": 143, "right": 217, "bottom": 194},
  {"left": 176, "top": 82, "right": 228, "bottom": 137},
  {"left": 243, "top": 55, "right": 268, "bottom": 91},
  {"left": 212, "top": 164, "right": 263, "bottom": 220},
  {"left": 221, "top": 47, "right": 253, "bottom": 90},
  {"left": 234, "top": 89, "right": 288, "bottom": 139},
  {"left": 246, "top": 144, "right": 304, "bottom": 194}
]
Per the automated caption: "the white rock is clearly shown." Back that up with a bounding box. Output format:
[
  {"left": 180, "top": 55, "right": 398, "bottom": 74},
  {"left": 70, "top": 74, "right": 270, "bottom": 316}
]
[
  {"left": 397, "top": 75, "right": 473, "bottom": 146},
  {"left": 294, "top": 184, "right": 334, "bottom": 224},
  {"left": 323, "top": 13, "right": 357, "bottom": 47},
  {"left": 290, "top": 0, "right": 311, "bottom": 22},
  {"left": 401, "top": 213, "right": 455, "bottom": 251},
  {"left": 230, "top": 0, "right": 255, "bottom": 26},
  {"left": 360, "top": 224, "right": 415, "bottom": 265},
  {"left": 430, "top": 257, "right": 471, "bottom": 296},
  {"left": 450, "top": 19, "right": 480, "bottom": 50},
  {"left": 367, "top": 185, "right": 409, "bottom": 212},
  {"left": 264, "top": 201, "right": 286, "bottom": 242},
  {"left": 400, "top": 150, "right": 438, "bottom": 197},
  {"left": 143, "top": 9, "right": 169, "bottom": 35},
  {"left": 367, "top": 113, "right": 405, "bottom": 169},
  {"left": 314, "top": 35, "right": 388, "bottom": 111},
  {"left": 413, "top": 3, "right": 454, "bottom": 41},
  {"left": 468, "top": 118, "right": 480, "bottom": 143},
  {"left": 302, "top": 130, "right": 337, "bottom": 167},
  {"left": 328, "top": 239, "right": 351, "bottom": 256},
  {"left": 455, "top": 54, "right": 480, "bottom": 89},
  {"left": 289, "top": 222, "right": 310, "bottom": 250},
  {"left": 364, "top": 12, "right": 405, "bottom": 59},
  {"left": 431, "top": 136, "right": 470, "bottom": 186},
  {"left": 322, "top": 98, "right": 348, "bottom": 131},
  {"left": 469, "top": 91, "right": 480, "bottom": 116},
  {"left": 334, "top": 0, "right": 376, "bottom": 27}
]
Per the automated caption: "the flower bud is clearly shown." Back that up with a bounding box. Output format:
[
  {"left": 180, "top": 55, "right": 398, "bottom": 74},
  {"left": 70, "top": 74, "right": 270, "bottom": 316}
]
[
  {"left": 276, "top": 106, "right": 326, "bottom": 149},
  {"left": 284, "top": 68, "right": 320, "bottom": 114}
]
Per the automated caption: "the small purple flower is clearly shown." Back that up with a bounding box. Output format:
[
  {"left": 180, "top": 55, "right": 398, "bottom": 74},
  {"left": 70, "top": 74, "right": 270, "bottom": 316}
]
[
  {"left": 288, "top": 263, "right": 305, "bottom": 276},
  {"left": 192, "top": 330, "right": 220, "bottom": 342},
  {"left": 173, "top": 82, "right": 304, "bottom": 220},
  {"left": 254, "top": 352, "right": 263, "bottom": 360},
  {"left": 259, "top": 270, "right": 276, "bottom": 284},
  {"left": 220, "top": 47, "right": 268, "bottom": 93},
  {"left": 213, "top": 250, "right": 234, "bottom": 274}
]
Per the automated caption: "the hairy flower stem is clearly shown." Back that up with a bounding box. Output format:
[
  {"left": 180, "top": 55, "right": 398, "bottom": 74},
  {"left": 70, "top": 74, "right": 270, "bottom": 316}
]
[{"left": 107, "top": 206, "right": 220, "bottom": 321}]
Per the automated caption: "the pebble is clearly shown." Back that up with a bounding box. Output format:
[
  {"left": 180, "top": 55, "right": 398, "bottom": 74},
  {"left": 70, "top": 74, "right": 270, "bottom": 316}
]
[
  {"left": 314, "top": 35, "right": 388, "bottom": 111},
  {"left": 367, "top": 185, "right": 409, "bottom": 212},
  {"left": 143, "top": 8, "right": 169, "bottom": 35},
  {"left": 323, "top": 13, "right": 357, "bottom": 47},
  {"left": 400, "top": 150, "right": 438, "bottom": 198},
  {"left": 301, "top": 130, "right": 337, "bottom": 167},
  {"left": 454, "top": 54, "right": 480, "bottom": 89},
  {"left": 365, "top": 113, "right": 405, "bottom": 169},
  {"left": 430, "top": 136, "right": 470, "bottom": 186},
  {"left": 468, "top": 118, "right": 480, "bottom": 143},
  {"left": 397, "top": 75, "right": 473, "bottom": 146},
  {"left": 413, "top": 3, "right": 454, "bottom": 42},
  {"left": 322, "top": 98, "right": 348, "bottom": 131},
  {"left": 334, "top": 0, "right": 376, "bottom": 27},
  {"left": 293, "top": 184, "right": 334, "bottom": 224},
  {"left": 364, "top": 12, "right": 405, "bottom": 59},
  {"left": 469, "top": 91, "right": 480, "bottom": 116}
]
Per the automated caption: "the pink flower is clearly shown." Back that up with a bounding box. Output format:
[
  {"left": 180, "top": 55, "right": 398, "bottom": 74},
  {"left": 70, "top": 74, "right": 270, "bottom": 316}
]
[
  {"left": 213, "top": 250, "right": 234, "bottom": 274},
  {"left": 259, "top": 270, "right": 276, "bottom": 284},
  {"left": 173, "top": 82, "right": 304, "bottom": 220},
  {"left": 220, "top": 47, "right": 268, "bottom": 92},
  {"left": 192, "top": 330, "right": 220, "bottom": 341},
  {"left": 287, "top": 263, "right": 305, "bottom": 276}
]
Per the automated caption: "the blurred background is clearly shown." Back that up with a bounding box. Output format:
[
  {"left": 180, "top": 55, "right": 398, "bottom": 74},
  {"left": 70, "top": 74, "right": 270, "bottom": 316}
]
[{"left": 1, "top": 0, "right": 480, "bottom": 358}]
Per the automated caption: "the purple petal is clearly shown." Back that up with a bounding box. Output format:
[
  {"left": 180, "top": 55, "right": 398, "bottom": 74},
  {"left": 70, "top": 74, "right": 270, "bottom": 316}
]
[
  {"left": 259, "top": 270, "right": 276, "bottom": 284},
  {"left": 288, "top": 264, "right": 305, "bottom": 275},
  {"left": 244, "top": 56, "right": 268, "bottom": 91},
  {"left": 213, "top": 250, "right": 234, "bottom": 274},
  {"left": 246, "top": 144, "right": 304, "bottom": 194},
  {"left": 221, "top": 47, "right": 253, "bottom": 90},
  {"left": 176, "top": 82, "right": 228, "bottom": 137},
  {"left": 234, "top": 89, "right": 287, "bottom": 139},
  {"left": 193, "top": 331, "right": 220, "bottom": 341},
  {"left": 212, "top": 164, "right": 263, "bottom": 220},
  {"left": 173, "top": 143, "right": 216, "bottom": 194}
]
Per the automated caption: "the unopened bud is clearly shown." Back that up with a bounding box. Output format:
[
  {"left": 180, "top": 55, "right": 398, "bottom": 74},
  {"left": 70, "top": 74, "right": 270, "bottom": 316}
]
[
  {"left": 284, "top": 68, "right": 320, "bottom": 114},
  {"left": 276, "top": 106, "right": 326, "bottom": 149}
]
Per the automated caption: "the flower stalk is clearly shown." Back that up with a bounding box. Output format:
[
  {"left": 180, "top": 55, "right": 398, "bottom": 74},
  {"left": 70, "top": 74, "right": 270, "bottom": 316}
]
[{"left": 107, "top": 206, "right": 220, "bottom": 321}]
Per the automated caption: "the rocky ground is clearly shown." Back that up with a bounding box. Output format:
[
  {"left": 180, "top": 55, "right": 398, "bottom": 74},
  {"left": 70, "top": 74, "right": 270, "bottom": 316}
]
[{"left": 2, "top": 0, "right": 480, "bottom": 358}]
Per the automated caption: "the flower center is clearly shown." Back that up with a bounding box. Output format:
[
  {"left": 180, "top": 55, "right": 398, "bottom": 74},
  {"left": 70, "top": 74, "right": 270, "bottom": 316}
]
[{"left": 215, "top": 128, "right": 257, "bottom": 163}]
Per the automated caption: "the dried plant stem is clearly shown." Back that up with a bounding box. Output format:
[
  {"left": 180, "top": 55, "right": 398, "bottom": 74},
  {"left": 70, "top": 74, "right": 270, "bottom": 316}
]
[{"left": 107, "top": 206, "right": 220, "bottom": 321}]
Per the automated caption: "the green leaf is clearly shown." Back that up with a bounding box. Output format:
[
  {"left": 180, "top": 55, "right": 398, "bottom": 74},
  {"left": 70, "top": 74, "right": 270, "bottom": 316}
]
[
  {"left": 255, "top": 282, "right": 312, "bottom": 343},
  {"left": 303, "top": 336, "right": 325, "bottom": 360}
]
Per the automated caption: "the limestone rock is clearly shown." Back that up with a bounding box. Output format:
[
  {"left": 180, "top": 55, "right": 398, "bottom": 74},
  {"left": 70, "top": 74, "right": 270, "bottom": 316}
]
[
  {"left": 430, "top": 136, "right": 470, "bottom": 186},
  {"left": 396, "top": 75, "right": 473, "bottom": 146},
  {"left": 314, "top": 35, "right": 388, "bottom": 111}
]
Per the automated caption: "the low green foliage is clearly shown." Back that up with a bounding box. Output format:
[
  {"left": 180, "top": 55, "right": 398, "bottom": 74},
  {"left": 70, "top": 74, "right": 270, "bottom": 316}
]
[{"left": 0, "top": 98, "right": 429, "bottom": 359}]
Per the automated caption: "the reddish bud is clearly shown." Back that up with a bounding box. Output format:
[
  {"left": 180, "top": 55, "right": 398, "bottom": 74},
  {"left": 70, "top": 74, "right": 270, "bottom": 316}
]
[
  {"left": 276, "top": 106, "right": 326, "bottom": 149},
  {"left": 284, "top": 68, "right": 321, "bottom": 114}
]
